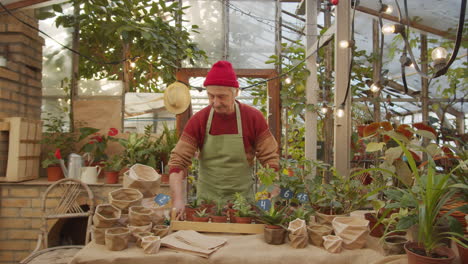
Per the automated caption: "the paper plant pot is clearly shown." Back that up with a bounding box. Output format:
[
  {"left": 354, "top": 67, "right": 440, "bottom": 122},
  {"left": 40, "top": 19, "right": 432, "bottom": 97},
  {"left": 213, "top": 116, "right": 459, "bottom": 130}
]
[
  {"left": 93, "top": 204, "right": 121, "bottom": 228},
  {"left": 323, "top": 235, "right": 343, "bottom": 253},
  {"left": 382, "top": 235, "right": 408, "bottom": 256},
  {"left": 288, "top": 233, "right": 308, "bottom": 249},
  {"left": 129, "top": 206, "right": 153, "bottom": 226},
  {"left": 152, "top": 225, "right": 171, "bottom": 238},
  {"left": 91, "top": 226, "right": 108, "bottom": 245},
  {"left": 316, "top": 211, "right": 346, "bottom": 225},
  {"left": 128, "top": 223, "right": 153, "bottom": 242},
  {"left": 141, "top": 235, "right": 161, "bottom": 254},
  {"left": 105, "top": 227, "right": 130, "bottom": 251},
  {"left": 108, "top": 188, "right": 143, "bottom": 213},
  {"left": 264, "top": 226, "right": 286, "bottom": 245},
  {"left": 307, "top": 223, "right": 333, "bottom": 246},
  {"left": 332, "top": 216, "right": 369, "bottom": 249},
  {"left": 288, "top": 218, "right": 307, "bottom": 236},
  {"left": 141, "top": 198, "right": 168, "bottom": 225},
  {"left": 135, "top": 232, "right": 154, "bottom": 248},
  {"left": 124, "top": 164, "right": 161, "bottom": 198}
]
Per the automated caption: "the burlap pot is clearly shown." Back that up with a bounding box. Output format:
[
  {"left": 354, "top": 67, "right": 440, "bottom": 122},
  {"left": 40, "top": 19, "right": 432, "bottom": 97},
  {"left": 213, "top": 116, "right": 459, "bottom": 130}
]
[
  {"left": 152, "top": 225, "right": 171, "bottom": 238},
  {"left": 264, "top": 226, "right": 286, "bottom": 245},
  {"left": 316, "top": 212, "right": 346, "bottom": 225},
  {"left": 128, "top": 223, "right": 153, "bottom": 242},
  {"left": 91, "top": 225, "right": 108, "bottom": 245},
  {"left": 129, "top": 206, "right": 153, "bottom": 226},
  {"left": 108, "top": 188, "right": 143, "bottom": 213},
  {"left": 141, "top": 235, "right": 161, "bottom": 254},
  {"left": 117, "top": 214, "right": 129, "bottom": 227},
  {"left": 124, "top": 164, "right": 161, "bottom": 198},
  {"left": 288, "top": 233, "right": 308, "bottom": 249},
  {"left": 135, "top": 232, "right": 154, "bottom": 248},
  {"left": 141, "top": 198, "right": 168, "bottom": 225},
  {"left": 93, "top": 204, "right": 121, "bottom": 228},
  {"left": 307, "top": 223, "right": 333, "bottom": 246},
  {"left": 332, "top": 216, "right": 369, "bottom": 249},
  {"left": 381, "top": 235, "right": 408, "bottom": 256},
  {"left": 105, "top": 227, "right": 130, "bottom": 251},
  {"left": 323, "top": 235, "right": 343, "bottom": 253}
]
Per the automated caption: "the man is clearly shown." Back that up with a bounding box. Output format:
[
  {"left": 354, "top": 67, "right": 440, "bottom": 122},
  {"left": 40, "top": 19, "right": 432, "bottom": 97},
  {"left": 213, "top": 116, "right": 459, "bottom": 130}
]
[{"left": 168, "top": 60, "right": 279, "bottom": 219}]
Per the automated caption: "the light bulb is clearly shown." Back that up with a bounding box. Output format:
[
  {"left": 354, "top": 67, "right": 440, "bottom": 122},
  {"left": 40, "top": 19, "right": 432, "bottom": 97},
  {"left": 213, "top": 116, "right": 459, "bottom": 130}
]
[
  {"left": 382, "top": 24, "right": 403, "bottom": 35},
  {"left": 336, "top": 105, "right": 345, "bottom": 118},
  {"left": 285, "top": 76, "right": 292, "bottom": 84},
  {"left": 339, "top": 40, "right": 354, "bottom": 49},
  {"left": 380, "top": 4, "right": 393, "bottom": 14},
  {"left": 370, "top": 83, "right": 381, "bottom": 93},
  {"left": 431, "top": 47, "right": 448, "bottom": 61},
  {"left": 130, "top": 62, "right": 136, "bottom": 68},
  {"left": 321, "top": 104, "right": 328, "bottom": 114}
]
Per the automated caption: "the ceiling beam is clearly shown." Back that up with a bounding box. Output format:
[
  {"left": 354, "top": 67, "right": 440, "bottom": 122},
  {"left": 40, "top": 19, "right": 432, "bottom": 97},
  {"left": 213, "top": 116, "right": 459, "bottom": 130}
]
[{"left": 355, "top": 5, "right": 457, "bottom": 40}]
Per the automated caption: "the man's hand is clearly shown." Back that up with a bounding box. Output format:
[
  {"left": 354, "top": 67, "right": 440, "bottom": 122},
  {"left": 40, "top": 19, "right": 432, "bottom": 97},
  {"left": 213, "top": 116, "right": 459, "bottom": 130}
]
[{"left": 173, "top": 198, "right": 186, "bottom": 220}]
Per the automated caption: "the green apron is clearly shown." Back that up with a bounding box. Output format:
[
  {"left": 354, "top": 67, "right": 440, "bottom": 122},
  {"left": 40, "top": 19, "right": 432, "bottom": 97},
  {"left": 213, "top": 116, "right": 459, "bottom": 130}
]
[{"left": 197, "top": 103, "right": 254, "bottom": 202}]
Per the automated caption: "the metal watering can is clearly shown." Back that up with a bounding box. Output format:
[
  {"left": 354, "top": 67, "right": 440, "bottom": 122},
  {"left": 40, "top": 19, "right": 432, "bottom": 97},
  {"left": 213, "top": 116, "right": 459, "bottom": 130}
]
[{"left": 59, "top": 153, "right": 83, "bottom": 180}]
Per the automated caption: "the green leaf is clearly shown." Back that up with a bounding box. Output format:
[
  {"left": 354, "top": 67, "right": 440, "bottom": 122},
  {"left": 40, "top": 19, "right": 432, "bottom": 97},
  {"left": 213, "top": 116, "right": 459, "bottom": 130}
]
[
  {"left": 396, "top": 214, "right": 418, "bottom": 229},
  {"left": 36, "top": 11, "right": 56, "bottom": 20},
  {"left": 385, "top": 146, "right": 402, "bottom": 163},
  {"left": 414, "top": 129, "right": 436, "bottom": 140},
  {"left": 366, "top": 142, "right": 386, "bottom": 152},
  {"left": 52, "top": 4, "right": 63, "bottom": 13}
]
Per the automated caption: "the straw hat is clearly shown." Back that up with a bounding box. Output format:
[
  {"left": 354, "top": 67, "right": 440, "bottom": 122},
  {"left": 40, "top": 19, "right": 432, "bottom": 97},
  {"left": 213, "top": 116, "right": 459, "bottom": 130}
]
[{"left": 164, "top": 82, "right": 191, "bottom": 114}]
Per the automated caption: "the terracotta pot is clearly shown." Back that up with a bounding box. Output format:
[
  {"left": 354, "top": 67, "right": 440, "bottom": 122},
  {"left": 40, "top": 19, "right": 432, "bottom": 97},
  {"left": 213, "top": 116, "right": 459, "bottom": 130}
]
[
  {"left": 456, "top": 241, "right": 467, "bottom": 264},
  {"left": 47, "top": 166, "right": 64, "bottom": 181},
  {"left": 404, "top": 242, "right": 455, "bottom": 264},
  {"left": 161, "top": 173, "right": 169, "bottom": 184},
  {"left": 192, "top": 216, "right": 210, "bottom": 222},
  {"left": 227, "top": 209, "right": 238, "bottom": 222},
  {"left": 105, "top": 171, "right": 119, "bottom": 184},
  {"left": 201, "top": 203, "right": 215, "bottom": 214},
  {"left": 210, "top": 215, "right": 228, "bottom": 223},
  {"left": 233, "top": 216, "right": 252, "bottom": 224},
  {"left": 264, "top": 226, "right": 286, "bottom": 245},
  {"left": 364, "top": 213, "right": 385, "bottom": 237},
  {"left": 185, "top": 207, "right": 196, "bottom": 221}
]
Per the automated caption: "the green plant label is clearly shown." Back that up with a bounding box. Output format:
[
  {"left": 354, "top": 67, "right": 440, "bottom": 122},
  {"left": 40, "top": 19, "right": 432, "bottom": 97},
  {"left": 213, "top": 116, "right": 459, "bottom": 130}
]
[
  {"left": 256, "top": 199, "right": 271, "bottom": 211},
  {"left": 280, "top": 188, "right": 293, "bottom": 199},
  {"left": 296, "top": 193, "right": 309, "bottom": 203},
  {"left": 154, "top": 194, "right": 171, "bottom": 206}
]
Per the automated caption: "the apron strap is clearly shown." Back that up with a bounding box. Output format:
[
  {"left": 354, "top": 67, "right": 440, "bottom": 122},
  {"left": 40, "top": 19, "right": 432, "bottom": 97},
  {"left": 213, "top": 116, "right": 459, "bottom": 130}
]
[{"left": 206, "top": 102, "right": 243, "bottom": 137}]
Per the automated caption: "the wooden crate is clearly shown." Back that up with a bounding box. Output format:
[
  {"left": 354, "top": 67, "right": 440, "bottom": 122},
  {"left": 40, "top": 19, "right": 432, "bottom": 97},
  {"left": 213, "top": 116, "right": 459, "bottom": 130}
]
[
  {"left": 0, "top": 117, "right": 42, "bottom": 182},
  {"left": 170, "top": 209, "right": 265, "bottom": 234}
]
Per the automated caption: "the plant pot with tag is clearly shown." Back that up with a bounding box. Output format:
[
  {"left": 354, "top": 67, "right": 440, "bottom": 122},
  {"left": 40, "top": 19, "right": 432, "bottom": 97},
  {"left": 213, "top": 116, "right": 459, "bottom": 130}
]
[
  {"left": 264, "top": 225, "right": 286, "bottom": 245},
  {"left": 47, "top": 166, "right": 64, "bottom": 181}
]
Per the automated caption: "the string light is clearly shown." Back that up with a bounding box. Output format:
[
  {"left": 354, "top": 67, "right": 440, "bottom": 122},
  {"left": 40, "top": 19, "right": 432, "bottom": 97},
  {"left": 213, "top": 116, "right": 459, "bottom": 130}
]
[
  {"left": 379, "top": 4, "right": 393, "bottom": 14},
  {"left": 370, "top": 82, "right": 382, "bottom": 93},
  {"left": 381, "top": 24, "right": 404, "bottom": 34},
  {"left": 130, "top": 62, "right": 136, "bottom": 68},
  {"left": 431, "top": 47, "right": 448, "bottom": 67},
  {"left": 321, "top": 103, "right": 329, "bottom": 114},
  {"left": 336, "top": 104, "right": 345, "bottom": 118},
  {"left": 399, "top": 55, "right": 413, "bottom": 67},
  {"left": 285, "top": 76, "right": 292, "bottom": 84},
  {"left": 338, "top": 40, "right": 355, "bottom": 49}
]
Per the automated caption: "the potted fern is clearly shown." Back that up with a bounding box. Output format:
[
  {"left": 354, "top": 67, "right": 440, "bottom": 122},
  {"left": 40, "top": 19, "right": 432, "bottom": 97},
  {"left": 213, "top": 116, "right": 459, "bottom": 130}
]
[
  {"left": 232, "top": 193, "right": 254, "bottom": 224},
  {"left": 210, "top": 199, "right": 228, "bottom": 223}
]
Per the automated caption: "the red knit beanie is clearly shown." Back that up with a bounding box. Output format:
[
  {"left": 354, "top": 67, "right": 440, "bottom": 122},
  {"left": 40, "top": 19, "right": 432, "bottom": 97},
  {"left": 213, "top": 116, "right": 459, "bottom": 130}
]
[{"left": 203, "top": 61, "right": 239, "bottom": 88}]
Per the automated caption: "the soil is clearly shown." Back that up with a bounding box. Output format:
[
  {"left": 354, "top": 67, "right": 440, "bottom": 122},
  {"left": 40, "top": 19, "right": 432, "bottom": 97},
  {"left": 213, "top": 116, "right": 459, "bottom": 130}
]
[{"left": 408, "top": 247, "right": 448, "bottom": 259}]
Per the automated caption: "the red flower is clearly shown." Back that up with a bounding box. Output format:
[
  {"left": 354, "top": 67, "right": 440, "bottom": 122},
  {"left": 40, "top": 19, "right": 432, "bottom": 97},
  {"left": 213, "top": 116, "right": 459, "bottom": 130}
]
[
  {"left": 108, "top": 128, "right": 118, "bottom": 136},
  {"left": 54, "top": 149, "right": 62, "bottom": 160},
  {"left": 91, "top": 135, "right": 103, "bottom": 143},
  {"left": 88, "top": 141, "right": 95, "bottom": 144}
]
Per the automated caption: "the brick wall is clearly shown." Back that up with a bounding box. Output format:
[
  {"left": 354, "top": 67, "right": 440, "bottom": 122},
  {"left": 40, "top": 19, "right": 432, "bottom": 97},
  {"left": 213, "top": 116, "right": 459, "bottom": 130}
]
[
  {"left": 0, "top": 9, "right": 43, "bottom": 119},
  {"left": 0, "top": 182, "right": 170, "bottom": 264}
]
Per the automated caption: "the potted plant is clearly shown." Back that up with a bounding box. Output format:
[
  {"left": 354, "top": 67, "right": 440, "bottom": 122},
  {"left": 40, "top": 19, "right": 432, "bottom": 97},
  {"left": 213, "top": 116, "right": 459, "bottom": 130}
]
[
  {"left": 232, "top": 192, "right": 254, "bottom": 224},
  {"left": 103, "top": 155, "right": 123, "bottom": 184},
  {"left": 80, "top": 127, "right": 118, "bottom": 166},
  {"left": 192, "top": 208, "right": 209, "bottom": 222},
  {"left": 185, "top": 198, "right": 199, "bottom": 221},
  {"left": 366, "top": 125, "right": 467, "bottom": 263},
  {"left": 257, "top": 202, "right": 288, "bottom": 245},
  {"left": 117, "top": 125, "right": 161, "bottom": 169},
  {"left": 210, "top": 199, "right": 228, "bottom": 223}
]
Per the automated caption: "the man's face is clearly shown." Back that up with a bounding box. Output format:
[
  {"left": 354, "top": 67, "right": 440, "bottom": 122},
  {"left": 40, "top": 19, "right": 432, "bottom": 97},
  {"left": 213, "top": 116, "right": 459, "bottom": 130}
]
[{"left": 207, "top": 86, "right": 237, "bottom": 114}]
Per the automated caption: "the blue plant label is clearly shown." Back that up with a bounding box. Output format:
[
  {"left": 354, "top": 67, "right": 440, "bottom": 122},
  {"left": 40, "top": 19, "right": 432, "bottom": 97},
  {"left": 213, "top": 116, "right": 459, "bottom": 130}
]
[
  {"left": 256, "top": 199, "right": 271, "bottom": 211},
  {"left": 154, "top": 194, "right": 171, "bottom": 206},
  {"left": 280, "top": 188, "right": 293, "bottom": 199},
  {"left": 296, "top": 192, "right": 309, "bottom": 203}
]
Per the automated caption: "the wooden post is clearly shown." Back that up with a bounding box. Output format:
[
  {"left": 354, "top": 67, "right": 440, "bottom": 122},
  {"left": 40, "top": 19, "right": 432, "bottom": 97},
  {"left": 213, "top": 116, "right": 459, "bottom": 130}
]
[
  {"left": 175, "top": 71, "right": 192, "bottom": 136},
  {"left": 333, "top": 0, "right": 351, "bottom": 177},
  {"left": 305, "top": 0, "right": 318, "bottom": 170},
  {"left": 121, "top": 42, "right": 130, "bottom": 131},
  {"left": 372, "top": 19, "right": 381, "bottom": 122},
  {"left": 70, "top": 2, "right": 80, "bottom": 132},
  {"left": 267, "top": 76, "right": 281, "bottom": 146},
  {"left": 323, "top": 5, "right": 333, "bottom": 183},
  {"left": 420, "top": 34, "right": 429, "bottom": 125}
]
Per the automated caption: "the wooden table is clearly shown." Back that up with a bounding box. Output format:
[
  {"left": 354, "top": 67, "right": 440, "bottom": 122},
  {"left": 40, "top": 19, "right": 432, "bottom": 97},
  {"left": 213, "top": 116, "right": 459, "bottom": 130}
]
[{"left": 69, "top": 234, "right": 411, "bottom": 264}]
